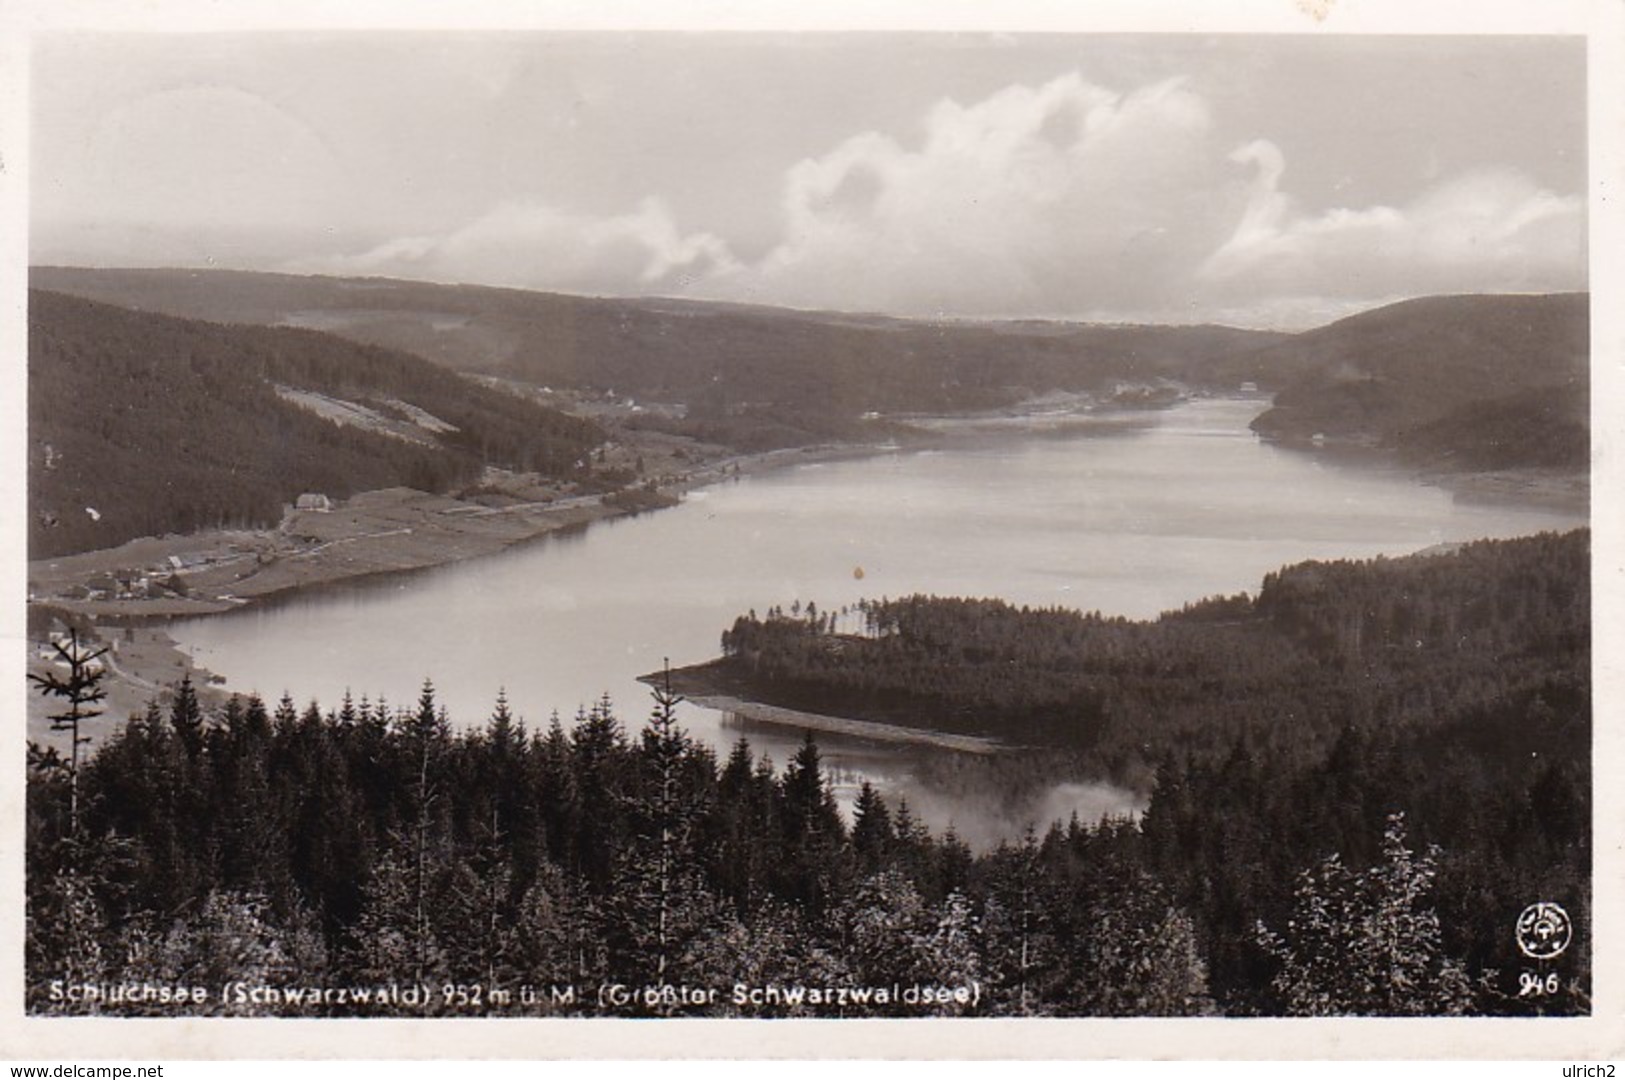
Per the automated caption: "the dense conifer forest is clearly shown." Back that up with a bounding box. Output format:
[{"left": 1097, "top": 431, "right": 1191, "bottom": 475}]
[
  {"left": 711, "top": 531, "right": 1588, "bottom": 776},
  {"left": 36, "top": 270, "right": 1590, "bottom": 472},
  {"left": 26, "top": 532, "right": 1589, "bottom": 1017},
  {"left": 34, "top": 267, "right": 1294, "bottom": 415},
  {"left": 28, "top": 290, "right": 604, "bottom": 557},
  {"left": 1248, "top": 293, "right": 1588, "bottom": 470}
]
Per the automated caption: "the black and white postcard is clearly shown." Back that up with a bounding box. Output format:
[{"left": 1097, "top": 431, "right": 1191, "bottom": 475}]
[{"left": 3, "top": 0, "right": 1621, "bottom": 1062}]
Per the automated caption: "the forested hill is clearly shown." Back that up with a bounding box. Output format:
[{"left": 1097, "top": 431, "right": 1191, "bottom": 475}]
[
  {"left": 31, "top": 267, "right": 1292, "bottom": 429},
  {"left": 704, "top": 529, "right": 1589, "bottom": 782},
  {"left": 34, "top": 270, "right": 1591, "bottom": 469},
  {"left": 1248, "top": 293, "right": 1588, "bottom": 471},
  {"left": 26, "top": 532, "right": 1590, "bottom": 1016},
  {"left": 28, "top": 289, "right": 603, "bottom": 558}
]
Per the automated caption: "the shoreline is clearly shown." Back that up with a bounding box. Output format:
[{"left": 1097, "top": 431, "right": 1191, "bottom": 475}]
[
  {"left": 26, "top": 399, "right": 1588, "bottom": 748},
  {"left": 1423, "top": 467, "right": 1589, "bottom": 516},
  {"left": 1252, "top": 433, "right": 1590, "bottom": 518},
  {"left": 27, "top": 438, "right": 896, "bottom": 622},
  {"left": 24, "top": 437, "right": 903, "bottom": 744},
  {"left": 31, "top": 395, "right": 1585, "bottom": 627},
  {"left": 683, "top": 692, "right": 1006, "bottom": 756},
  {"left": 25, "top": 623, "right": 232, "bottom": 754},
  {"left": 639, "top": 675, "right": 1007, "bottom": 757}
]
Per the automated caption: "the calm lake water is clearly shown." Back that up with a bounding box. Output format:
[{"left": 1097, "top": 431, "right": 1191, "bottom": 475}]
[{"left": 170, "top": 399, "right": 1582, "bottom": 844}]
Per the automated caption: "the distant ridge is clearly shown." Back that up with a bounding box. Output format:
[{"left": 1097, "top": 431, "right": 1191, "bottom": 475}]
[
  {"left": 29, "top": 269, "right": 1590, "bottom": 551},
  {"left": 1247, "top": 292, "right": 1588, "bottom": 471},
  {"left": 30, "top": 267, "right": 1294, "bottom": 442}
]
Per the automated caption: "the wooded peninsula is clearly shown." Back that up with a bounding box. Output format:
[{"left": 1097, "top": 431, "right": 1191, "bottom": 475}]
[{"left": 28, "top": 531, "right": 1589, "bottom": 1017}]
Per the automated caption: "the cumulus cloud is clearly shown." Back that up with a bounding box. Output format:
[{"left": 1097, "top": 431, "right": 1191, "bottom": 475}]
[
  {"left": 1198, "top": 143, "right": 1585, "bottom": 307},
  {"left": 305, "top": 197, "right": 738, "bottom": 295},
  {"left": 302, "top": 71, "right": 1584, "bottom": 326},
  {"left": 705, "top": 72, "right": 1582, "bottom": 323},
  {"left": 696, "top": 73, "right": 1236, "bottom": 317}
]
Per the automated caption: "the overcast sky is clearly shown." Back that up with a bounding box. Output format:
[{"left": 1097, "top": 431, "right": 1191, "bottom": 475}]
[{"left": 31, "top": 32, "right": 1586, "bottom": 328}]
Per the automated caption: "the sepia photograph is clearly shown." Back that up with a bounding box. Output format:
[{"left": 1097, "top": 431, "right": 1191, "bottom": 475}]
[{"left": 5, "top": 0, "right": 1622, "bottom": 1062}]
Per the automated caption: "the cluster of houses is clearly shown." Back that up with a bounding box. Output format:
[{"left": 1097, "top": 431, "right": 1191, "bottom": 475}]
[
  {"left": 48, "top": 492, "right": 335, "bottom": 605},
  {"left": 59, "top": 551, "right": 208, "bottom": 602}
]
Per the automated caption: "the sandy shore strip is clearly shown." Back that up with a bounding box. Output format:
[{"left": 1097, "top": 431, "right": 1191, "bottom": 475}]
[
  {"left": 651, "top": 684, "right": 1005, "bottom": 756},
  {"left": 25, "top": 623, "right": 230, "bottom": 755}
]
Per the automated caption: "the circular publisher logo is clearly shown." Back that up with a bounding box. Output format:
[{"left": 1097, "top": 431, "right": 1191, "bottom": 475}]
[{"left": 1515, "top": 902, "right": 1572, "bottom": 960}]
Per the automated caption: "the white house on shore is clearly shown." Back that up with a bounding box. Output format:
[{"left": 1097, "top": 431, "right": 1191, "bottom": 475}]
[{"left": 296, "top": 493, "right": 333, "bottom": 512}]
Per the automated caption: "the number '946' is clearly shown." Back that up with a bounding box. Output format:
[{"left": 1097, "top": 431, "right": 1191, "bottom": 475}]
[{"left": 1518, "top": 971, "right": 1560, "bottom": 997}]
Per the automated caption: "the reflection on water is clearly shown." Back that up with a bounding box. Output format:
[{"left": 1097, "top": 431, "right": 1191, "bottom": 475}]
[
  {"left": 171, "top": 399, "right": 1582, "bottom": 845},
  {"left": 714, "top": 712, "right": 1145, "bottom": 851}
]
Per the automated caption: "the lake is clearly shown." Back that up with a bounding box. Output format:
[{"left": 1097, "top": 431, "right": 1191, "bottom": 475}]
[{"left": 170, "top": 398, "right": 1583, "bottom": 844}]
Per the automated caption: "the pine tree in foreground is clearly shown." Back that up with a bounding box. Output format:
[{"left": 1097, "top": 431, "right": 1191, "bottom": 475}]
[{"left": 28, "top": 627, "right": 109, "bottom": 837}]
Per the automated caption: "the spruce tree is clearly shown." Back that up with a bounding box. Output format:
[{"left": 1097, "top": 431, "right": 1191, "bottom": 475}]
[
  {"left": 850, "top": 781, "right": 895, "bottom": 877},
  {"left": 403, "top": 679, "right": 450, "bottom": 987},
  {"left": 641, "top": 662, "right": 688, "bottom": 982},
  {"left": 775, "top": 732, "right": 845, "bottom": 917},
  {"left": 169, "top": 674, "right": 204, "bottom": 759},
  {"left": 28, "top": 627, "right": 110, "bottom": 836}
]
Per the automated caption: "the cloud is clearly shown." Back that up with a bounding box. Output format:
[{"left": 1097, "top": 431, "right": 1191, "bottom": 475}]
[
  {"left": 302, "top": 71, "right": 1584, "bottom": 327},
  {"left": 304, "top": 197, "right": 738, "bottom": 295},
  {"left": 701, "top": 72, "right": 1583, "bottom": 323},
  {"left": 696, "top": 73, "right": 1236, "bottom": 317},
  {"left": 1198, "top": 144, "right": 1585, "bottom": 307}
]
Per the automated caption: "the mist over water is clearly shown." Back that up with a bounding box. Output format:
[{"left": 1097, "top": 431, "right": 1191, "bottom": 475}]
[
  {"left": 170, "top": 399, "right": 1581, "bottom": 843},
  {"left": 879, "top": 779, "right": 1147, "bottom": 854}
]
